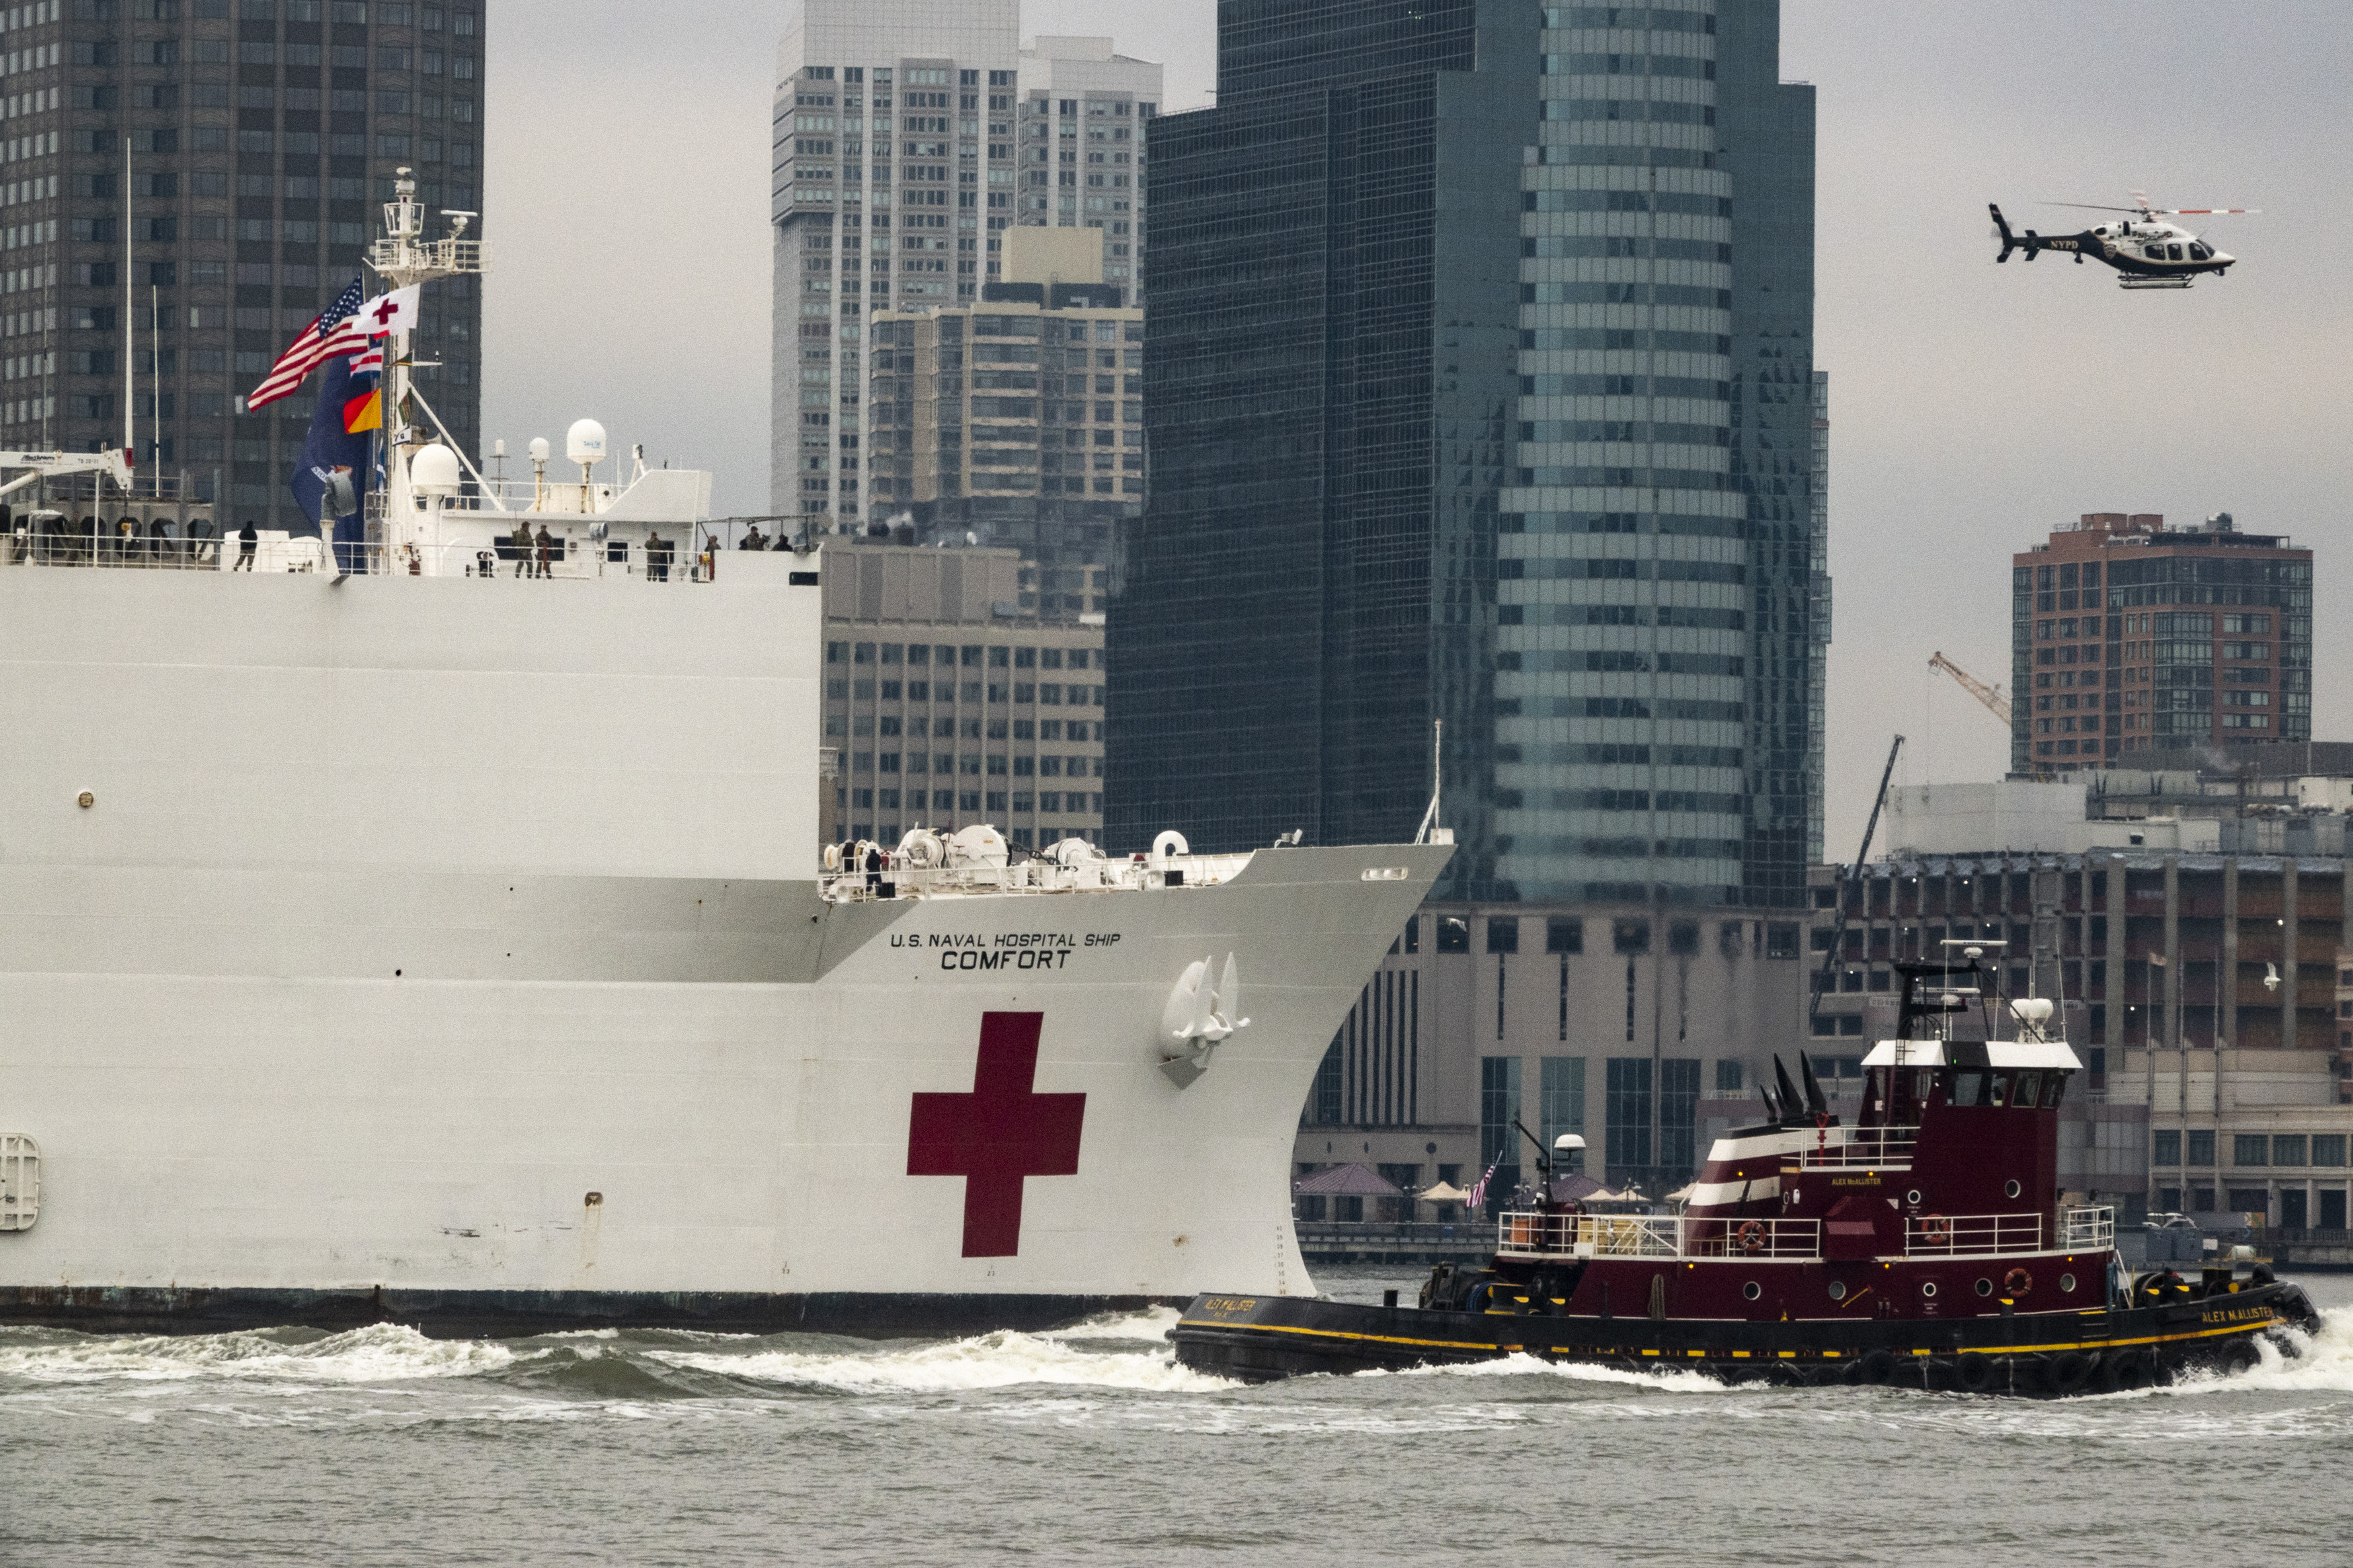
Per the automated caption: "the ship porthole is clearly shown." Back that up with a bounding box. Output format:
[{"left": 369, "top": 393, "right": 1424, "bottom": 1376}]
[
  {"left": 1743, "top": 1281, "right": 1761, "bottom": 1301},
  {"left": 2005, "top": 1180, "right": 2022, "bottom": 1200},
  {"left": 1827, "top": 1280, "right": 1847, "bottom": 1301},
  {"left": 2060, "top": 1273, "right": 2077, "bottom": 1294},
  {"left": 1906, "top": 1189, "right": 1923, "bottom": 1206},
  {"left": 1921, "top": 1280, "right": 1939, "bottom": 1298},
  {"left": 1976, "top": 1277, "right": 1993, "bottom": 1297}
]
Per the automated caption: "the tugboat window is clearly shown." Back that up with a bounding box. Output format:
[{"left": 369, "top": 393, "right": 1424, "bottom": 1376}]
[
  {"left": 1921, "top": 1280, "right": 1938, "bottom": 1298},
  {"left": 1743, "top": 1281, "right": 1761, "bottom": 1301},
  {"left": 1976, "top": 1278, "right": 1993, "bottom": 1296},
  {"left": 2060, "top": 1274, "right": 2077, "bottom": 1294},
  {"left": 1951, "top": 1071, "right": 1984, "bottom": 1107},
  {"left": 2005, "top": 1180, "right": 2022, "bottom": 1200},
  {"left": 1907, "top": 1189, "right": 1923, "bottom": 1206},
  {"left": 2015, "top": 1071, "right": 2042, "bottom": 1108},
  {"left": 1987, "top": 1073, "right": 2009, "bottom": 1108},
  {"left": 1827, "top": 1281, "right": 1846, "bottom": 1301}
]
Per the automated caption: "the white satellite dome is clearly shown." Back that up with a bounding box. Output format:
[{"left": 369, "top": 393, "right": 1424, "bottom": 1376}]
[
  {"left": 565, "top": 419, "right": 608, "bottom": 465},
  {"left": 528, "top": 437, "right": 551, "bottom": 462},
  {"left": 409, "top": 443, "right": 462, "bottom": 495}
]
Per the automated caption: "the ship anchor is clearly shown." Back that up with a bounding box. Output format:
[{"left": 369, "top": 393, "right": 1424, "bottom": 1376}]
[{"left": 1159, "top": 953, "right": 1250, "bottom": 1088}]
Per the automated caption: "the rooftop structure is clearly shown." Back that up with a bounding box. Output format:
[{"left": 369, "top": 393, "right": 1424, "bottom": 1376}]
[{"left": 2012, "top": 511, "right": 2313, "bottom": 775}]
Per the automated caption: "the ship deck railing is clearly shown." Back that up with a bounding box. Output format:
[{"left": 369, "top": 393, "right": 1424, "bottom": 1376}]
[
  {"left": 2059, "top": 1205, "right": 2116, "bottom": 1250},
  {"left": 1790, "top": 1126, "right": 1918, "bottom": 1171},
  {"left": 822, "top": 851, "right": 1257, "bottom": 900},
  {"left": 5, "top": 532, "right": 721, "bottom": 582},
  {"left": 1495, "top": 1212, "right": 1822, "bottom": 1262},
  {"left": 1905, "top": 1212, "right": 2044, "bottom": 1257}
]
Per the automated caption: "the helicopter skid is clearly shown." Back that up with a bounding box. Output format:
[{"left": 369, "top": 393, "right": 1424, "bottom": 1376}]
[{"left": 2118, "top": 274, "right": 2195, "bottom": 290}]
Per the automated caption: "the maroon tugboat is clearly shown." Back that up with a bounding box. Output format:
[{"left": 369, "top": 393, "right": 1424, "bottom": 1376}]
[{"left": 1172, "top": 953, "right": 2321, "bottom": 1395}]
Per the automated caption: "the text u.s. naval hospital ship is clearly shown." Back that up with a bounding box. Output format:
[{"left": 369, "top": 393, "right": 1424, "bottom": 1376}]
[{"left": 0, "top": 183, "right": 1447, "bottom": 1338}]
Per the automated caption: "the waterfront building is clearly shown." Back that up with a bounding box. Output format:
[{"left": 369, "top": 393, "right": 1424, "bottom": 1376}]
[
  {"left": 867, "top": 224, "right": 1140, "bottom": 576},
  {"left": 820, "top": 539, "right": 1105, "bottom": 852},
  {"left": 7, "top": 0, "right": 480, "bottom": 526},
  {"left": 770, "top": 3, "right": 1158, "bottom": 530},
  {"left": 1295, "top": 900, "right": 1808, "bottom": 1204},
  {"left": 2012, "top": 511, "right": 2313, "bottom": 775},
  {"left": 1110, "top": 0, "right": 1824, "bottom": 917},
  {"left": 1808, "top": 766, "right": 2353, "bottom": 1226}
]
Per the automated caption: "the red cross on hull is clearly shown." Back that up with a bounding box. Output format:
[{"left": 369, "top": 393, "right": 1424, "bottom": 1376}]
[{"left": 906, "top": 1012, "right": 1086, "bottom": 1257}]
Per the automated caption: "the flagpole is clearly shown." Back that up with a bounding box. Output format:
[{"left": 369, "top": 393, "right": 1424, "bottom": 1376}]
[
  {"left": 122, "top": 134, "right": 133, "bottom": 477},
  {"left": 150, "top": 285, "right": 161, "bottom": 501}
]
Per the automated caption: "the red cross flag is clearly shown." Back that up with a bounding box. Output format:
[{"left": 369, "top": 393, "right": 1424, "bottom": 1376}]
[{"left": 360, "top": 284, "right": 422, "bottom": 338}]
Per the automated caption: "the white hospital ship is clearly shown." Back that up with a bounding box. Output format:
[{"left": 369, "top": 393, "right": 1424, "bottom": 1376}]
[{"left": 0, "top": 186, "right": 1446, "bottom": 1336}]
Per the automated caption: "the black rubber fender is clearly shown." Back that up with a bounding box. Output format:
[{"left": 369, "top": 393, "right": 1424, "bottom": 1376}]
[
  {"left": 2217, "top": 1337, "right": 2262, "bottom": 1377},
  {"left": 2100, "top": 1348, "right": 2152, "bottom": 1393},
  {"left": 1859, "top": 1349, "right": 1899, "bottom": 1387},
  {"left": 1952, "top": 1353, "right": 1997, "bottom": 1394},
  {"left": 2046, "top": 1350, "right": 2096, "bottom": 1396}
]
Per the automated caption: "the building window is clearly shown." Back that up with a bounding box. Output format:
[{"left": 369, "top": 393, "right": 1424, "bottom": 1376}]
[
  {"left": 2187, "top": 1129, "right": 2216, "bottom": 1167},
  {"left": 1605, "top": 1058, "right": 1652, "bottom": 1184},
  {"left": 1479, "top": 1056, "right": 1521, "bottom": 1194},
  {"left": 2153, "top": 1129, "right": 2181, "bottom": 1166},
  {"left": 1486, "top": 917, "right": 1519, "bottom": 955},
  {"left": 2233, "top": 1134, "right": 2269, "bottom": 1167},
  {"left": 1539, "top": 1057, "right": 1583, "bottom": 1169},
  {"left": 1546, "top": 917, "right": 1583, "bottom": 954}
]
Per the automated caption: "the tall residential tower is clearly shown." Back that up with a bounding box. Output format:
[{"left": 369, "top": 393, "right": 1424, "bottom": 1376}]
[
  {"left": 1110, "top": 0, "right": 1821, "bottom": 913},
  {"left": 770, "top": 3, "right": 1158, "bottom": 534},
  {"left": 9, "top": 0, "right": 481, "bottom": 525}
]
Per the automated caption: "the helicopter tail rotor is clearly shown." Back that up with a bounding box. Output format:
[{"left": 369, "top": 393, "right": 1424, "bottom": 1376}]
[{"left": 1989, "top": 203, "right": 2020, "bottom": 262}]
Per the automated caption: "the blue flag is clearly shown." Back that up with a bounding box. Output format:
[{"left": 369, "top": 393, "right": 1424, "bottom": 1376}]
[{"left": 290, "top": 347, "right": 375, "bottom": 571}]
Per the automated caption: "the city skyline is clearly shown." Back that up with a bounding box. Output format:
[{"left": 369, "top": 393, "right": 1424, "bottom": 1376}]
[{"left": 476, "top": 1, "right": 2352, "bottom": 856}]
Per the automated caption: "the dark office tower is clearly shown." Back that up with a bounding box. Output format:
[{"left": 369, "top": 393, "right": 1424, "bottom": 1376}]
[
  {"left": 7, "top": 0, "right": 481, "bottom": 526},
  {"left": 1715, "top": 2, "right": 1819, "bottom": 907},
  {"left": 1111, "top": 1, "right": 1821, "bottom": 911}
]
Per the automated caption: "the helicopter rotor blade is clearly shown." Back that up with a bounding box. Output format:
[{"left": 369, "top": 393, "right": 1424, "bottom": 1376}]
[
  {"left": 2043, "top": 202, "right": 2143, "bottom": 213},
  {"left": 2163, "top": 207, "right": 2257, "bottom": 215}
]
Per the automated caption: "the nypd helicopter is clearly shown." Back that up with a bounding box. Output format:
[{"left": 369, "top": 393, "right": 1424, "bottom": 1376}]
[{"left": 1988, "top": 192, "right": 2254, "bottom": 288}]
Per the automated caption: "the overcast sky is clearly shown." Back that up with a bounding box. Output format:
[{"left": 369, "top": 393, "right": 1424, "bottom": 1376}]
[{"left": 483, "top": 2, "right": 2353, "bottom": 856}]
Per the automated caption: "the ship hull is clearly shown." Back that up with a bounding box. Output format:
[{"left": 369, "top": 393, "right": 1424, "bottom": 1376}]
[
  {"left": 0, "top": 558, "right": 1449, "bottom": 1331},
  {"left": 1170, "top": 1281, "right": 2321, "bottom": 1394}
]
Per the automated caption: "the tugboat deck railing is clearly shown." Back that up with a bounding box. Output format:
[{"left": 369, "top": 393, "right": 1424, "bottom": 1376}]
[
  {"left": 2059, "top": 1205, "right": 2116, "bottom": 1250},
  {"left": 1790, "top": 1126, "right": 1919, "bottom": 1171},
  {"left": 1905, "top": 1212, "right": 2043, "bottom": 1257},
  {"left": 1496, "top": 1212, "right": 1822, "bottom": 1262}
]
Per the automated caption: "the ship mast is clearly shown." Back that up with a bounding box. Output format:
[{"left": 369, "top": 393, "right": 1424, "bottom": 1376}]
[{"left": 366, "top": 167, "right": 487, "bottom": 573}]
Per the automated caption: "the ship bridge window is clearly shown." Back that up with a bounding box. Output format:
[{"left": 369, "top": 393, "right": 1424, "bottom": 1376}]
[
  {"left": 1987, "top": 1073, "right": 2009, "bottom": 1108},
  {"left": 2014, "top": 1071, "right": 2041, "bottom": 1108},
  {"left": 1950, "top": 1071, "right": 1984, "bottom": 1108}
]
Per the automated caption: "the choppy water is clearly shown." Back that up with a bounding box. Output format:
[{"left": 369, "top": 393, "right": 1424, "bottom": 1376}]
[{"left": 5, "top": 1270, "right": 2352, "bottom": 1567}]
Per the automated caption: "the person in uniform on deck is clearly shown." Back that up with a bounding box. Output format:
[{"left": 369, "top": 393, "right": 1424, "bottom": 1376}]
[
  {"left": 234, "top": 520, "right": 258, "bottom": 571},
  {"left": 533, "top": 524, "right": 555, "bottom": 579},
  {"left": 645, "top": 529, "right": 667, "bottom": 583},
  {"left": 512, "top": 521, "right": 532, "bottom": 578}
]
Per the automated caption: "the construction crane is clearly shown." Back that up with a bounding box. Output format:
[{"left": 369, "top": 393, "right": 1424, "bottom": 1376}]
[
  {"left": 1809, "top": 734, "right": 1904, "bottom": 1032},
  {"left": 1928, "top": 651, "right": 2011, "bottom": 726}
]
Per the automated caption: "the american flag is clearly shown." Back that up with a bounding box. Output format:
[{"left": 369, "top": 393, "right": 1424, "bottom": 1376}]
[
  {"left": 244, "top": 276, "right": 370, "bottom": 410},
  {"left": 1465, "top": 1155, "right": 1503, "bottom": 1213}
]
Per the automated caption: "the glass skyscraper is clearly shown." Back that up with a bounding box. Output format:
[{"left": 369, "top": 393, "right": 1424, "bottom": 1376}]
[{"left": 1109, "top": 0, "right": 1821, "bottom": 911}]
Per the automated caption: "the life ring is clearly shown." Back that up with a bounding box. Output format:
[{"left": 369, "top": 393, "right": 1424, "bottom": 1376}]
[
  {"left": 1952, "top": 1353, "right": 1996, "bottom": 1394},
  {"left": 2046, "top": 1350, "right": 2095, "bottom": 1395},
  {"left": 1737, "top": 1220, "right": 1766, "bottom": 1254},
  {"left": 2003, "top": 1267, "right": 2034, "bottom": 1298},
  {"left": 1921, "top": 1214, "right": 1952, "bottom": 1244}
]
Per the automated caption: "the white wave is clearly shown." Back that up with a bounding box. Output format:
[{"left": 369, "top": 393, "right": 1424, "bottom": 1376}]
[
  {"left": 0, "top": 1323, "right": 518, "bottom": 1387},
  {"left": 1375, "top": 1350, "right": 1735, "bottom": 1394},
  {"left": 2146, "top": 1307, "right": 2353, "bottom": 1398},
  {"left": 652, "top": 1327, "right": 1228, "bottom": 1395},
  {"left": 1036, "top": 1305, "right": 1183, "bottom": 1344}
]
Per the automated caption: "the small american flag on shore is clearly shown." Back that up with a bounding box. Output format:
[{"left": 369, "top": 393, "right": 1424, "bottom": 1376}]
[{"left": 1464, "top": 1156, "right": 1503, "bottom": 1212}]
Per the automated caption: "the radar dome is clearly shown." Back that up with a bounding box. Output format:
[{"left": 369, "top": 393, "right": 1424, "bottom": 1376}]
[
  {"left": 528, "top": 437, "right": 551, "bottom": 462},
  {"left": 566, "top": 419, "right": 608, "bottom": 465},
  {"left": 409, "top": 443, "right": 462, "bottom": 495}
]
